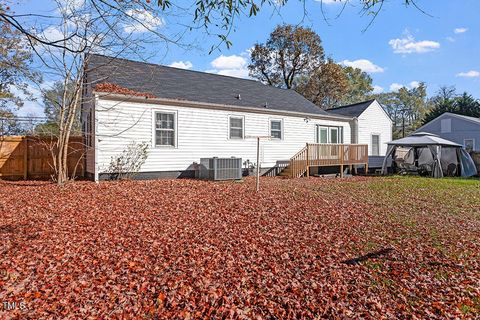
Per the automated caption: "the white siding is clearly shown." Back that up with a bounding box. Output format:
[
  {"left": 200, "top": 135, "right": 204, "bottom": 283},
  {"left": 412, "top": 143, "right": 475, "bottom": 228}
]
[
  {"left": 357, "top": 101, "right": 392, "bottom": 156},
  {"left": 94, "top": 98, "right": 351, "bottom": 173}
]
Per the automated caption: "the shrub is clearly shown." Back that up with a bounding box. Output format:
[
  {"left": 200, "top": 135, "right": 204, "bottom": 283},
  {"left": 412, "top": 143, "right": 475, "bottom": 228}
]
[{"left": 107, "top": 141, "right": 149, "bottom": 180}]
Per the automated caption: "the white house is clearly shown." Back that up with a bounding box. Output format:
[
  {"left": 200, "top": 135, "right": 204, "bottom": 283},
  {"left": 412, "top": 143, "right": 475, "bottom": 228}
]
[
  {"left": 328, "top": 100, "right": 393, "bottom": 156},
  {"left": 415, "top": 112, "right": 480, "bottom": 152},
  {"left": 82, "top": 55, "right": 392, "bottom": 180}
]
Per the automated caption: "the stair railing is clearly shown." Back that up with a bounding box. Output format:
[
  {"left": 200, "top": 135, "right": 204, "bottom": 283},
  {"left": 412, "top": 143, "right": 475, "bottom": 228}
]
[{"left": 289, "top": 144, "right": 309, "bottom": 178}]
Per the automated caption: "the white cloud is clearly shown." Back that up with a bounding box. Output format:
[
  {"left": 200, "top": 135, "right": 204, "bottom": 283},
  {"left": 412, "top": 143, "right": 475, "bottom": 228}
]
[
  {"left": 456, "top": 70, "right": 480, "bottom": 78},
  {"left": 124, "top": 9, "right": 164, "bottom": 33},
  {"left": 389, "top": 34, "right": 440, "bottom": 54},
  {"left": 40, "top": 26, "right": 64, "bottom": 43},
  {"left": 446, "top": 36, "right": 455, "bottom": 43},
  {"left": 454, "top": 27, "right": 468, "bottom": 34},
  {"left": 57, "top": 0, "right": 85, "bottom": 15},
  {"left": 208, "top": 53, "right": 250, "bottom": 79},
  {"left": 409, "top": 81, "right": 420, "bottom": 88},
  {"left": 389, "top": 81, "right": 421, "bottom": 92},
  {"left": 9, "top": 81, "right": 56, "bottom": 117},
  {"left": 211, "top": 55, "right": 247, "bottom": 70},
  {"left": 340, "top": 59, "right": 384, "bottom": 73},
  {"left": 169, "top": 61, "right": 193, "bottom": 69},
  {"left": 372, "top": 85, "right": 384, "bottom": 94},
  {"left": 314, "top": 0, "right": 345, "bottom": 4},
  {"left": 216, "top": 68, "right": 250, "bottom": 78},
  {"left": 389, "top": 83, "right": 404, "bottom": 92}
]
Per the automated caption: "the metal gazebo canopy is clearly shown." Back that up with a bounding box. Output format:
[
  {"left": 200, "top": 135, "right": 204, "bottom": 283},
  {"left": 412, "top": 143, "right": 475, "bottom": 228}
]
[{"left": 381, "top": 132, "right": 477, "bottom": 178}]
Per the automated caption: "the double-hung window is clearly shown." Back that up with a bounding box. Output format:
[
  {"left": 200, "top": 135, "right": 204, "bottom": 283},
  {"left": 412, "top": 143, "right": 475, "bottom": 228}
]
[
  {"left": 270, "top": 120, "right": 282, "bottom": 139},
  {"left": 155, "top": 112, "right": 175, "bottom": 147},
  {"left": 229, "top": 116, "right": 244, "bottom": 139}
]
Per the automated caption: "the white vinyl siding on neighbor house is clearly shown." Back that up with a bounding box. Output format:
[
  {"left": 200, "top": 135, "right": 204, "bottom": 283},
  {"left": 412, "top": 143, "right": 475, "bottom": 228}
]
[
  {"left": 356, "top": 101, "right": 392, "bottom": 156},
  {"left": 92, "top": 98, "right": 351, "bottom": 174},
  {"left": 441, "top": 119, "right": 452, "bottom": 133}
]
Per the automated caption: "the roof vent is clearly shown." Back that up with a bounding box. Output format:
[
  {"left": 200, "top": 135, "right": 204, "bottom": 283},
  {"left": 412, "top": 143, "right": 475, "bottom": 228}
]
[
  {"left": 236, "top": 94, "right": 241, "bottom": 100},
  {"left": 264, "top": 102, "right": 268, "bottom": 108}
]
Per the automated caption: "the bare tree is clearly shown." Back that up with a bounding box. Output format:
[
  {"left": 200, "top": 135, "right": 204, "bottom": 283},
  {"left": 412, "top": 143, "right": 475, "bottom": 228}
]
[
  {"left": 27, "top": 0, "right": 182, "bottom": 185},
  {"left": 1, "top": 1, "right": 422, "bottom": 55}
]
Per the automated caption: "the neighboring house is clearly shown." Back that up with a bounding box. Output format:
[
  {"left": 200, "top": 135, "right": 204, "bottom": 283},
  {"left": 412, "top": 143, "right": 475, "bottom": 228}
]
[
  {"left": 81, "top": 55, "right": 392, "bottom": 180},
  {"left": 328, "top": 100, "right": 393, "bottom": 156},
  {"left": 415, "top": 112, "right": 480, "bottom": 152}
]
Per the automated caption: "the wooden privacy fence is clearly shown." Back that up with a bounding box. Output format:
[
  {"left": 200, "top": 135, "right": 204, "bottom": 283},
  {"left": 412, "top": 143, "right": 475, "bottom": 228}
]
[
  {"left": 0, "top": 136, "right": 84, "bottom": 180},
  {"left": 290, "top": 143, "right": 369, "bottom": 178}
]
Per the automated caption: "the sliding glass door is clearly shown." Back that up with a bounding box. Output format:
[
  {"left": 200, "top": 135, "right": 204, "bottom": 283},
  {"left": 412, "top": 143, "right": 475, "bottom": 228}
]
[{"left": 316, "top": 125, "right": 343, "bottom": 144}]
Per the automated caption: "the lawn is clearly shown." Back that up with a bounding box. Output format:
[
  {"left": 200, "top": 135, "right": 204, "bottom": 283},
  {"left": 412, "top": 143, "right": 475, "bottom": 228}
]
[{"left": 1, "top": 176, "right": 479, "bottom": 319}]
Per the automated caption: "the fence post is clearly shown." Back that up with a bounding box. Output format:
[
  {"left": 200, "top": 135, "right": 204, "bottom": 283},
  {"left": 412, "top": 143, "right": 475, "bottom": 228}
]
[{"left": 23, "top": 136, "right": 28, "bottom": 180}]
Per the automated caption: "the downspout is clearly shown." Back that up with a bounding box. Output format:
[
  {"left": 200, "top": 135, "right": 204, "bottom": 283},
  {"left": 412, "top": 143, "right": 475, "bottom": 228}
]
[
  {"left": 350, "top": 117, "right": 359, "bottom": 144},
  {"left": 94, "top": 94, "right": 99, "bottom": 183}
]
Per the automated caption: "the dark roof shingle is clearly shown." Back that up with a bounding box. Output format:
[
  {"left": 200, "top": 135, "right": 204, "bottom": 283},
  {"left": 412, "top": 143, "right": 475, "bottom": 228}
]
[
  {"left": 326, "top": 99, "right": 376, "bottom": 117},
  {"left": 86, "top": 54, "right": 332, "bottom": 116}
]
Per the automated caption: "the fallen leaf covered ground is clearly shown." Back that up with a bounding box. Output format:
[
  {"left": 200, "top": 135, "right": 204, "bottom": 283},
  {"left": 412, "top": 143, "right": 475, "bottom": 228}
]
[{"left": 0, "top": 176, "right": 479, "bottom": 319}]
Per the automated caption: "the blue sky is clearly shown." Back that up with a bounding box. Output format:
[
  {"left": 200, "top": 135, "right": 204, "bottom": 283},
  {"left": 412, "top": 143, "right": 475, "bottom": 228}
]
[
  {"left": 163, "top": 0, "right": 479, "bottom": 96},
  {"left": 13, "top": 0, "right": 480, "bottom": 115}
]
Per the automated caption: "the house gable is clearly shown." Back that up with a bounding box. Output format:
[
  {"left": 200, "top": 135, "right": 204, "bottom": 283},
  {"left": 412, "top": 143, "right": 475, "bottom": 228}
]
[{"left": 356, "top": 100, "right": 392, "bottom": 156}]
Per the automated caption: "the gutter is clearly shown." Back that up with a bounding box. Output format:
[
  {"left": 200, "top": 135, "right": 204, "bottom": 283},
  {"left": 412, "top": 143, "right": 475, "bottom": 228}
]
[{"left": 93, "top": 91, "right": 355, "bottom": 122}]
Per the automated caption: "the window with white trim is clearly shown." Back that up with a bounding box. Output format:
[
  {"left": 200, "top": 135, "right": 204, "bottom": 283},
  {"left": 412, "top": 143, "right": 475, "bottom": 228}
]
[
  {"left": 371, "top": 134, "right": 380, "bottom": 156},
  {"left": 155, "top": 112, "right": 175, "bottom": 146},
  {"left": 464, "top": 139, "right": 475, "bottom": 151},
  {"left": 316, "top": 125, "right": 343, "bottom": 144},
  {"left": 270, "top": 119, "right": 282, "bottom": 139},
  {"left": 229, "top": 116, "right": 244, "bottom": 139}
]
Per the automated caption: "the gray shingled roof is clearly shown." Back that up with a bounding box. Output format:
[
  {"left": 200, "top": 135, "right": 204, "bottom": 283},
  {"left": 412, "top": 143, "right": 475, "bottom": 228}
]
[
  {"left": 86, "top": 54, "right": 331, "bottom": 116},
  {"left": 326, "top": 99, "right": 376, "bottom": 117}
]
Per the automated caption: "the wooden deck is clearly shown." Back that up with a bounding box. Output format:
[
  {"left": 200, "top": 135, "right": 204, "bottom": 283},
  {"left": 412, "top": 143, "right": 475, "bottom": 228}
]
[{"left": 288, "top": 143, "right": 369, "bottom": 178}]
